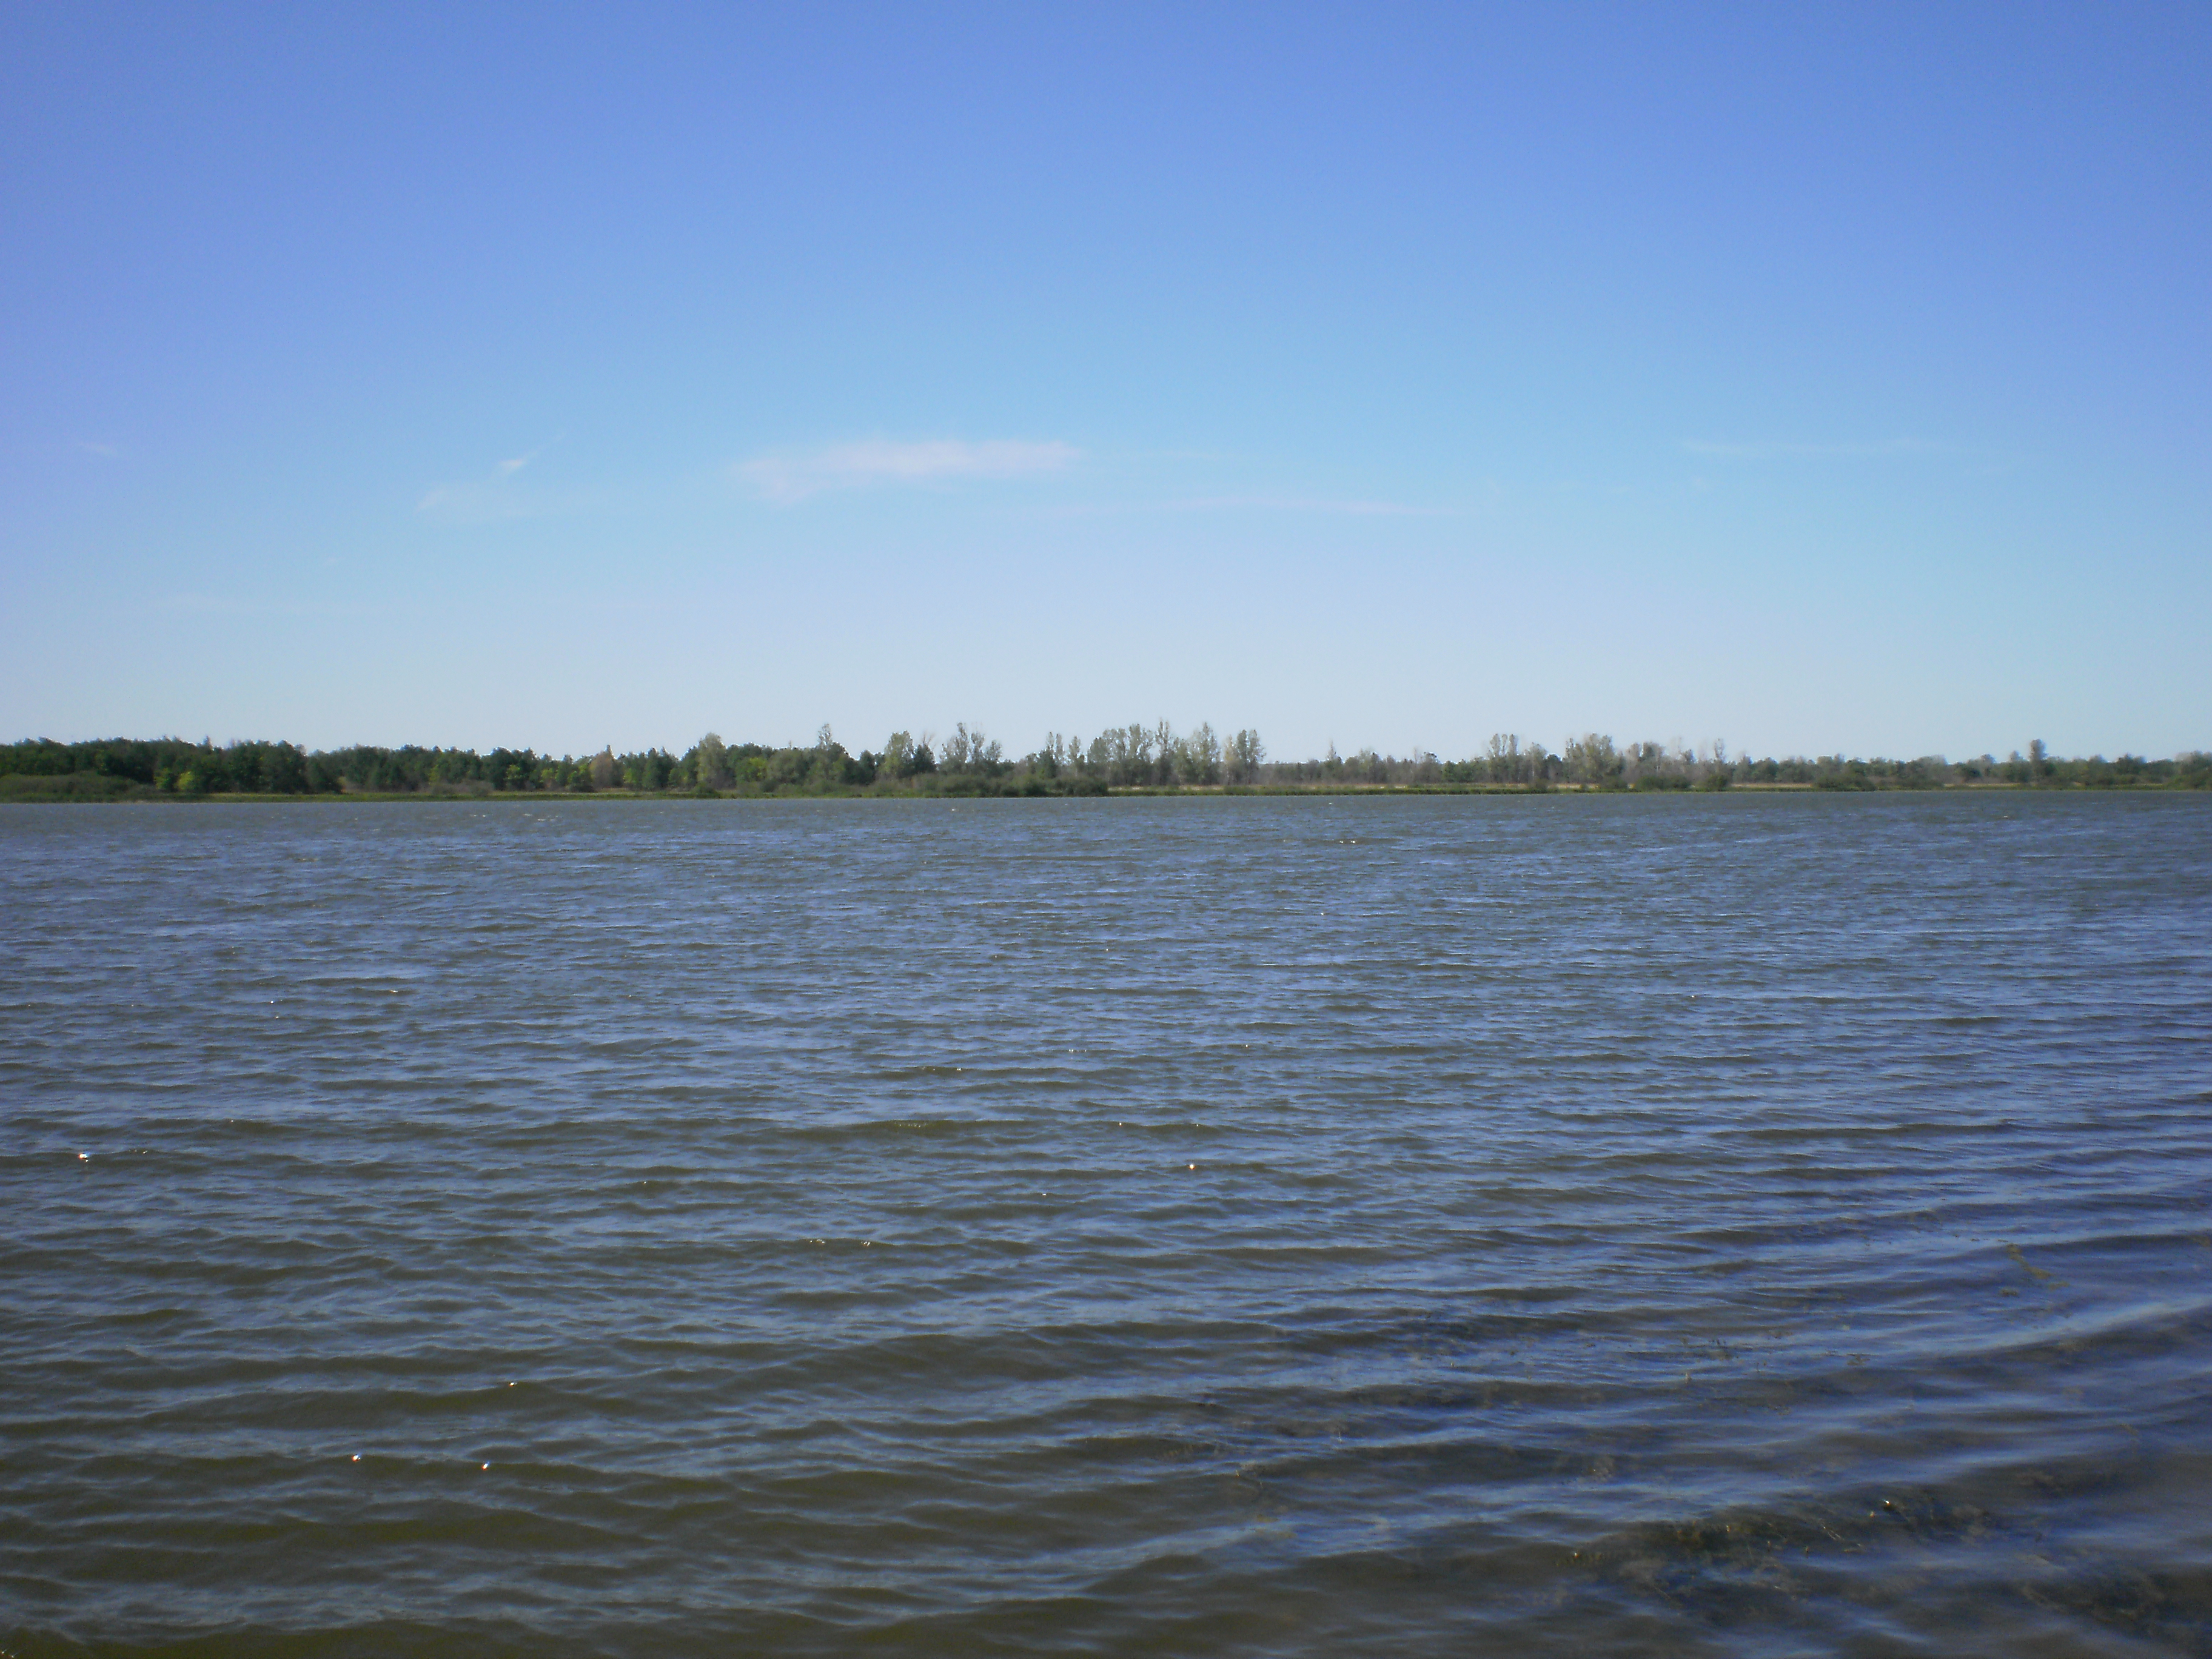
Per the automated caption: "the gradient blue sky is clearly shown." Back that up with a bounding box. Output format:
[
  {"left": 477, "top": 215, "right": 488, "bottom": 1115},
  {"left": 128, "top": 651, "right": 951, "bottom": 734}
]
[{"left": 4, "top": 2, "right": 2206, "bottom": 760}]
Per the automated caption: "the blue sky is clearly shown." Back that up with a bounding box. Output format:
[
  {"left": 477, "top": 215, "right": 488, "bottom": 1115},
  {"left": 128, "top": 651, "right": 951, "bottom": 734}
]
[{"left": 3, "top": 2, "right": 2205, "bottom": 760}]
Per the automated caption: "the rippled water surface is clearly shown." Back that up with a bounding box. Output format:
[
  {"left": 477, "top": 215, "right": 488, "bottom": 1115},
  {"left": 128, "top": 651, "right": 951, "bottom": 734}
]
[{"left": 4, "top": 794, "right": 2210, "bottom": 1656}]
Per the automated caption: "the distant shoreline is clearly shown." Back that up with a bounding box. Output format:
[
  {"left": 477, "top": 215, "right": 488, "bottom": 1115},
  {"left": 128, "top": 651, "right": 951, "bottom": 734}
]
[
  {"left": 3, "top": 779, "right": 2199, "bottom": 805},
  {"left": 7, "top": 731, "right": 2205, "bottom": 802}
]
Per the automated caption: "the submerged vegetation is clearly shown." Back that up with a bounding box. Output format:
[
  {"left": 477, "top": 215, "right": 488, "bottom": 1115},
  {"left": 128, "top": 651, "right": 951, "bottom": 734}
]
[{"left": 2, "top": 728, "right": 2206, "bottom": 801}]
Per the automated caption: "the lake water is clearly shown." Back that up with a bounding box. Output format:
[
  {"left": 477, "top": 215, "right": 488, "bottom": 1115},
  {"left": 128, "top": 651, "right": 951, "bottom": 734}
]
[{"left": 4, "top": 794, "right": 2208, "bottom": 1656}]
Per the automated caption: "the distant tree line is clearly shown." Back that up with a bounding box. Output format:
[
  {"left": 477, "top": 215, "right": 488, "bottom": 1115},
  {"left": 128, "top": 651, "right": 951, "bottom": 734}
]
[{"left": 2, "top": 726, "right": 2206, "bottom": 800}]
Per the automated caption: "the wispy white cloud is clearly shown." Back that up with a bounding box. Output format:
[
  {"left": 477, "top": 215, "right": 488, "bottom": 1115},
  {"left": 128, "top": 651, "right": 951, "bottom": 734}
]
[
  {"left": 735, "top": 438, "right": 1079, "bottom": 504},
  {"left": 1164, "top": 494, "right": 1450, "bottom": 517},
  {"left": 415, "top": 480, "right": 543, "bottom": 523},
  {"left": 495, "top": 441, "right": 555, "bottom": 476},
  {"left": 416, "top": 441, "right": 568, "bottom": 523},
  {"left": 162, "top": 592, "right": 362, "bottom": 617},
  {"left": 1681, "top": 437, "right": 1941, "bottom": 460}
]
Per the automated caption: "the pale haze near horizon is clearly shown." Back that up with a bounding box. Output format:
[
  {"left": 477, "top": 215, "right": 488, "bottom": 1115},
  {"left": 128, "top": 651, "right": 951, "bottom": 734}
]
[{"left": 2, "top": 4, "right": 2206, "bottom": 763}]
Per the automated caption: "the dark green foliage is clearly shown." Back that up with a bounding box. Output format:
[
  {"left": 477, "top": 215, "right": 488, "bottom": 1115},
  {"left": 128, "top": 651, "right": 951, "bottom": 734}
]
[
  {"left": 0, "top": 737, "right": 312, "bottom": 794},
  {"left": 1, "top": 732, "right": 2204, "bottom": 800},
  {"left": 0, "top": 769, "right": 145, "bottom": 801}
]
